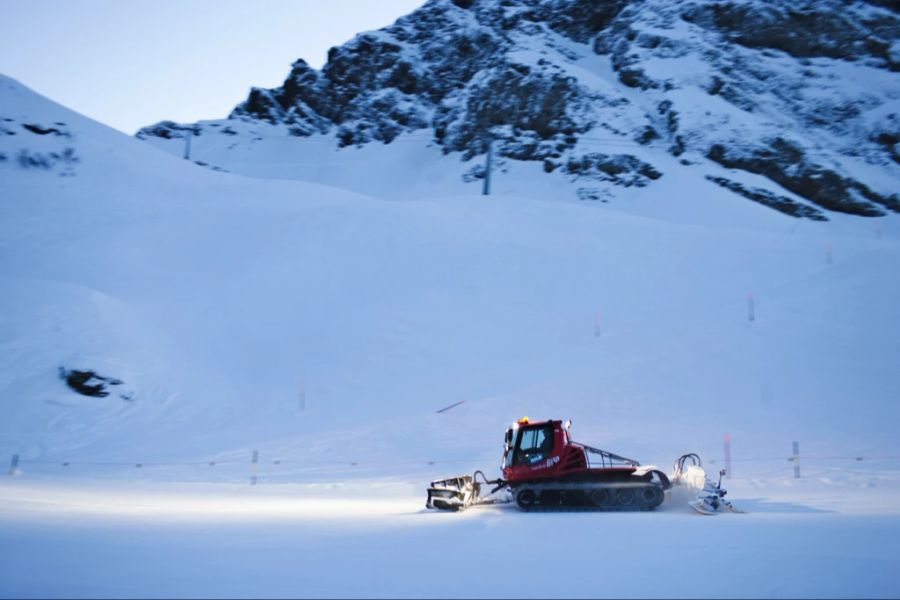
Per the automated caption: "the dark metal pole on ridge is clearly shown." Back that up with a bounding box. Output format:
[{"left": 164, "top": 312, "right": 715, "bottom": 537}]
[
  {"left": 183, "top": 128, "right": 192, "bottom": 161},
  {"left": 482, "top": 138, "right": 493, "bottom": 196}
]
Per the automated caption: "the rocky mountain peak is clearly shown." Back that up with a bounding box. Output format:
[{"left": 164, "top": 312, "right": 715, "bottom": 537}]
[{"left": 137, "top": 0, "right": 900, "bottom": 219}]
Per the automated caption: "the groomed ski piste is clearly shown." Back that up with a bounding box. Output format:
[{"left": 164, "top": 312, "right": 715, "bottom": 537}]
[{"left": 1, "top": 74, "right": 900, "bottom": 598}]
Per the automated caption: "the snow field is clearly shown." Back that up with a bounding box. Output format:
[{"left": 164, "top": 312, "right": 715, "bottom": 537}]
[{"left": 1, "top": 477, "right": 899, "bottom": 598}]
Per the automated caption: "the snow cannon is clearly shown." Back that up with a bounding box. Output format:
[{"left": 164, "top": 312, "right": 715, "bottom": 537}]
[{"left": 669, "top": 453, "right": 744, "bottom": 515}]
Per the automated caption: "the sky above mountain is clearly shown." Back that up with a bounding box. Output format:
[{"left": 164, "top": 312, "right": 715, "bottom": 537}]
[{"left": 0, "top": 0, "right": 422, "bottom": 134}]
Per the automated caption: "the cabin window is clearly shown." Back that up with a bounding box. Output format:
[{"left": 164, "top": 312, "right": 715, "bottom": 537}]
[{"left": 514, "top": 425, "right": 554, "bottom": 465}]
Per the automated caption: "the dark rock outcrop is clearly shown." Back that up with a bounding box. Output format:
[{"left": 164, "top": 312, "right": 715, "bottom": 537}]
[
  {"left": 60, "top": 368, "right": 123, "bottom": 398},
  {"left": 708, "top": 139, "right": 900, "bottom": 216},
  {"left": 682, "top": 2, "right": 899, "bottom": 70},
  {"left": 565, "top": 153, "right": 662, "bottom": 187},
  {"left": 706, "top": 175, "right": 828, "bottom": 220}
]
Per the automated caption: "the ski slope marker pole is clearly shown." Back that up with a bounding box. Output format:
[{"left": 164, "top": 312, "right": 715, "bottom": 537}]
[
  {"left": 724, "top": 433, "right": 732, "bottom": 479},
  {"left": 8, "top": 454, "right": 19, "bottom": 476},
  {"left": 747, "top": 293, "right": 755, "bottom": 322},
  {"left": 792, "top": 441, "right": 801, "bottom": 478},
  {"left": 251, "top": 450, "right": 259, "bottom": 486},
  {"left": 183, "top": 128, "right": 192, "bottom": 160}
]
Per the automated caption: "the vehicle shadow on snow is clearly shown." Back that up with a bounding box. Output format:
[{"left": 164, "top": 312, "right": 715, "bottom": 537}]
[
  {"left": 414, "top": 497, "right": 833, "bottom": 516},
  {"left": 659, "top": 488, "right": 833, "bottom": 515},
  {"left": 727, "top": 498, "right": 833, "bottom": 514}
]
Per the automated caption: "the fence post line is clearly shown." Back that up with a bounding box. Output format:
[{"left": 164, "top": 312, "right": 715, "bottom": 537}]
[
  {"left": 8, "top": 454, "right": 19, "bottom": 476},
  {"left": 792, "top": 441, "right": 801, "bottom": 478},
  {"left": 251, "top": 450, "right": 259, "bottom": 486}
]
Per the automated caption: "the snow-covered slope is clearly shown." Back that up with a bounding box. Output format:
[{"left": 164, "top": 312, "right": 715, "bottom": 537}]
[
  {"left": 3, "top": 61, "right": 900, "bottom": 595},
  {"left": 137, "top": 0, "right": 900, "bottom": 223},
  {"left": 3, "top": 70, "right": 900, "bottom": 471}
]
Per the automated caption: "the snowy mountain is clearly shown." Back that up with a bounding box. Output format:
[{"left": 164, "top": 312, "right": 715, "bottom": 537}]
[
  {"left": 3, "top": 28, "right": 900, "bottom": 596},
  {"left": 137, "top": 0, "right": 900, "bottom": 220}
]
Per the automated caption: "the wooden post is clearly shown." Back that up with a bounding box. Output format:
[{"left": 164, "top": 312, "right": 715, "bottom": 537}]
[
  {"left": 251, "top": 450, "right": 258, "bottom": 486},
  {"left": 8, "top": 454, "right": 19, "bottom": 476},
  {"left": 747, "top": 293, "right": 755, "bottom": 322}
]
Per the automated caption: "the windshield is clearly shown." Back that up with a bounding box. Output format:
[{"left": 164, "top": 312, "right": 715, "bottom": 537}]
[{"left": 513, "top": 424, "right": 554, "bottom": 466}]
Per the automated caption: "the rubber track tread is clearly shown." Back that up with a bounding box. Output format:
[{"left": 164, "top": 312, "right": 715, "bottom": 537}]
[{"left": 514, "top": 482, "right": 664, "bottom": 512}]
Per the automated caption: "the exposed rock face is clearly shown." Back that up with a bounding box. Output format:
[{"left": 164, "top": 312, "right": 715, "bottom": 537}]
[
  {"left": 706, "top": 175, "right": 828, "bottom": 221},
  {"left": 681, "top": 2, "right": 899, "bottom": 69},
  {"left": 237, "top": 60, "right": 333, "bottom": 137},
  {"left": 433, "top": 63, "right": 595, "bottom": 160},
  {"left": 565, "top": 153, "right": 662, "bottom": 187},
  {"left": 0, "top": 116, "right": 79, "bottom": 175},
  {"left": 137, "top": 0, "right": 900, "bottom": 218},
  {"left": 708, "top": 138, "right": 900, "bottom": 216},
  {"left": 60, "top": 368, "right": 126, "bottom": 399}
]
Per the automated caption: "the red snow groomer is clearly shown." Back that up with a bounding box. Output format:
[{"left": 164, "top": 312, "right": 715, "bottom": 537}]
[{"left": 426, "top": 417, "right": 674, "bottom": 511}]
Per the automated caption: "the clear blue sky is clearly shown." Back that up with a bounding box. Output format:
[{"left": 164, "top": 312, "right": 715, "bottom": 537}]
[{"left": 0, "top": 0, "right": 424, "bottom": 133}]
